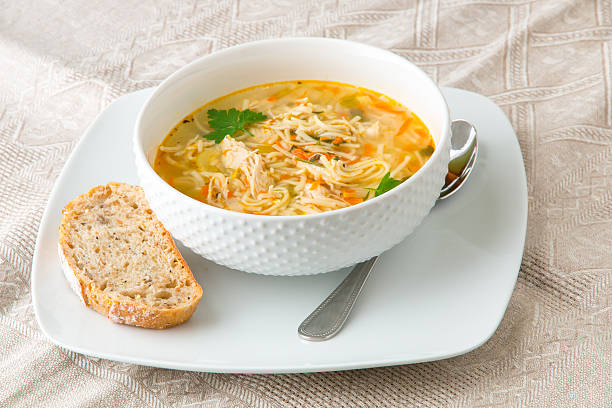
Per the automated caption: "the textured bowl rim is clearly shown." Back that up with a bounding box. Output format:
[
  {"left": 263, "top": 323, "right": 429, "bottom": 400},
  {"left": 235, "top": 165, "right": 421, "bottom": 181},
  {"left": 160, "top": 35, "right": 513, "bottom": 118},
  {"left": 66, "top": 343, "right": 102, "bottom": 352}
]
[{"left": 134, "top": 37, "right": 450, "bottom": 220}]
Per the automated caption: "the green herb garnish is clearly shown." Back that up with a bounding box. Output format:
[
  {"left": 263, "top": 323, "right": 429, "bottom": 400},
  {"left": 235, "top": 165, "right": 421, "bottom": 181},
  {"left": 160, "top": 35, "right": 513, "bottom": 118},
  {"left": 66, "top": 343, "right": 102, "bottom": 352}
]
[
  {"left": 296, "top": 157, "right": 323, "bottom": 167},
  {"left": 374, "top": 172, "right": 403, "bottom": 197},
  {"left": 204, "top": 108, "right": 267, "bottom": 143},
  {"left": 419, "top": 145, "right": 434, "bottom": 156},
  {"left": 339, "top": 94, "right": 360, "bottom": 108}
]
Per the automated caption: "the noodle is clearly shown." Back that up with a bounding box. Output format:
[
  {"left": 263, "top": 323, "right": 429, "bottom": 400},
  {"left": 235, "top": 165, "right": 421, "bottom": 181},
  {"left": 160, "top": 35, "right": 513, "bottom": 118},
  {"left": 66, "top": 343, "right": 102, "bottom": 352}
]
[{"left": 153, "top": 80, "right": 435, "bottom": 216}]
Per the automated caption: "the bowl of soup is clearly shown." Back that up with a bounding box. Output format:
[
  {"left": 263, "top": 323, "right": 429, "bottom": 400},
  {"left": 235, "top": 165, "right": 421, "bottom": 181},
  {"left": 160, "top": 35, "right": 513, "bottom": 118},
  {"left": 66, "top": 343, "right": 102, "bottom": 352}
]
[{"left": 134, "top": 38, "right": 450, "bottom": 275}]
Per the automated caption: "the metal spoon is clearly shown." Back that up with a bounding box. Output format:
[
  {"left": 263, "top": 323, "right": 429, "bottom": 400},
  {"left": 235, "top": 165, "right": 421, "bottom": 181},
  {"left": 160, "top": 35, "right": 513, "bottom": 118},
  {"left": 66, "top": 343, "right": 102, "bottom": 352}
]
[
  {"left": 440, "top": 120, "right": 478, "bottom": 199},
  {"left": 298, "top": 120, "right": 478, "bottom": 341}
]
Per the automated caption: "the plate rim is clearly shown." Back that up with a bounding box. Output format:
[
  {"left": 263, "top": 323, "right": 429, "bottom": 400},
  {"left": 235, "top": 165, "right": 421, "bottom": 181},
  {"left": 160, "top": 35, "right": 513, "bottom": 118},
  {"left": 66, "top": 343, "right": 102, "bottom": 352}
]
[{"left": 31, "top": 86, "right": 528, "bottom": 374}]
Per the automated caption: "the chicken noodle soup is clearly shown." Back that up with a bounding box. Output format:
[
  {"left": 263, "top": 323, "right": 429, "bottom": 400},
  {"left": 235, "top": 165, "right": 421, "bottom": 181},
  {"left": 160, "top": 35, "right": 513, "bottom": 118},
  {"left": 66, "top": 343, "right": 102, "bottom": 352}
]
[{"left": 153, "top": 81, "right": 435, "bottom": 216}]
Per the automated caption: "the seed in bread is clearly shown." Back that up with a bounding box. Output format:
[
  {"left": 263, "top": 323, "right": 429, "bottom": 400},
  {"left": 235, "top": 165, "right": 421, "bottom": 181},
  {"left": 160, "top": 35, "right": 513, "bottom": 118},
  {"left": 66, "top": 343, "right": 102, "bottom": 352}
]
[{"left": 58, "top": 182, "right": 202, "bottom": 329}]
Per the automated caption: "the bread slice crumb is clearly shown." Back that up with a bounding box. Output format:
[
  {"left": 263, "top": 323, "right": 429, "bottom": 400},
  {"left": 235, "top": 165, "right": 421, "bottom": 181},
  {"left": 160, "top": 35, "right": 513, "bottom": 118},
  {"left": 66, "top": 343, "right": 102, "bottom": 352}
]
[{"left": 58, "top": 182, "right": 202, "bottom": 329}]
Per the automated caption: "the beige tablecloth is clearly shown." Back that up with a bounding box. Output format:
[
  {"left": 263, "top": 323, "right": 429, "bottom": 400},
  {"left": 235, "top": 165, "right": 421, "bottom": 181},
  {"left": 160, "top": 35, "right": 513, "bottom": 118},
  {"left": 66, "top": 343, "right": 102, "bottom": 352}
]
[{"left": 1, "top": 0, "right": 611, "bottom": 406}]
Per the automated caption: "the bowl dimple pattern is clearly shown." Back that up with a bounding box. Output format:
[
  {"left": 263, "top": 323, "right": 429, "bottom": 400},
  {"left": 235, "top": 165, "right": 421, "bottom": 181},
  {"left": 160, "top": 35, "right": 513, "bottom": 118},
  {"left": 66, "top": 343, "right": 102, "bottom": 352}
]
[{"left": 136, "top": 134, "right": 449, "bottom": 275}]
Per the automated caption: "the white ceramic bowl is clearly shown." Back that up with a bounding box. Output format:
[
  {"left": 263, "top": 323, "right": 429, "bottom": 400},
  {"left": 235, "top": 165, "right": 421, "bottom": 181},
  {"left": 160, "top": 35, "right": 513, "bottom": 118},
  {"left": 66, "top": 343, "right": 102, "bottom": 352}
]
[{"left": 134, "top": 38, "right": 450, "bottom": 276}]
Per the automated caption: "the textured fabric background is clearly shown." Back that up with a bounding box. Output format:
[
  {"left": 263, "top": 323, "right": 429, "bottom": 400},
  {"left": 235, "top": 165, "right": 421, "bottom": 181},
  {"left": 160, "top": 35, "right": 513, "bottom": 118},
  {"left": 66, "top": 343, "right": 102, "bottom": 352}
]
[{"left": 1, "top": 0, "right": 611, "bottom": 407}]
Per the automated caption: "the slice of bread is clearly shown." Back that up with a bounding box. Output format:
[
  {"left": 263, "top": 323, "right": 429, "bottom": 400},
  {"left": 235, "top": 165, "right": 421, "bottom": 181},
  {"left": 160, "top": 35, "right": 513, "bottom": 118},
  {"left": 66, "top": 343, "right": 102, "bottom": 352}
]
[{"left": 58, "top": 182, "right": 202, "bottom": 329}]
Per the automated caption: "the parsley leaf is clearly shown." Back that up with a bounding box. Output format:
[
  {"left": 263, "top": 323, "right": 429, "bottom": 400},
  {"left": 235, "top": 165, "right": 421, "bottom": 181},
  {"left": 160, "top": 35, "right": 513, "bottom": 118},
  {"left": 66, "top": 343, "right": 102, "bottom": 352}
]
[
  {"left": 204, "top": 108, "right": 267, "bottom": 143},
  {"left": 374, "top": 172, "right": 403, "bottom": 197}
]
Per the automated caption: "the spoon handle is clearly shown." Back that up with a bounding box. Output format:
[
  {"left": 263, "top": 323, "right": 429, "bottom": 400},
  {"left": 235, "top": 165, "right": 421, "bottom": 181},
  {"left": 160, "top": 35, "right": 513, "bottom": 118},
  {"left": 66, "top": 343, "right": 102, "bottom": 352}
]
[{"left": 298, "top": 257, "right": 378, "bottom": 341}]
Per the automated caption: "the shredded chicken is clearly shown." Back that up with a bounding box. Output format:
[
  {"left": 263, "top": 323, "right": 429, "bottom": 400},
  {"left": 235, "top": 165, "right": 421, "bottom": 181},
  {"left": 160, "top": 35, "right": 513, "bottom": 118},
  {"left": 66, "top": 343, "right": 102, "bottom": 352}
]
[
  {"left": 154, "top": 81, "right": 434, "bottom": 215},
  {"left": 221, "top": 137, "right": 271, "bottom": 196}
]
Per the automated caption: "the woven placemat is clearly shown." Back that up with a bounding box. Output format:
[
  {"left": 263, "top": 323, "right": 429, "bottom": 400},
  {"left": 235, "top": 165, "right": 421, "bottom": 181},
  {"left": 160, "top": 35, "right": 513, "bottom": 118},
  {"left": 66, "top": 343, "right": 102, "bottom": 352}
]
[{"left": 1, "top": 0, "right": 611, "bottom": 406}]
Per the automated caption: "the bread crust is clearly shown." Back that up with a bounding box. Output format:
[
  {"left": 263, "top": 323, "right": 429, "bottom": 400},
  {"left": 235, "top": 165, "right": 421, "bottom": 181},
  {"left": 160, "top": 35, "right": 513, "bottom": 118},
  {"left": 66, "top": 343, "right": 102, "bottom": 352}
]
[{"left": 58, "top": 182, "right": 203, "bottom": 329}]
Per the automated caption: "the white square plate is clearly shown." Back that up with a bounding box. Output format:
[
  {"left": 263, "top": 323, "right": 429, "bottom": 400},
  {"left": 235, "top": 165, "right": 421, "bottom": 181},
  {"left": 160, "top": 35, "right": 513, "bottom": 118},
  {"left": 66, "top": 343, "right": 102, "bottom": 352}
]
[{"left": 32, "top": 87, "right": 527, "bottom": 373}]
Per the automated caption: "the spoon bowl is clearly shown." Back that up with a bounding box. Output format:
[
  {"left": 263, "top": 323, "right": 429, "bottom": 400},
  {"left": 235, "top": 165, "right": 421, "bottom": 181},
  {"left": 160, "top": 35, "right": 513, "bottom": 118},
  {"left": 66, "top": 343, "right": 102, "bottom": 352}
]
[{"left": 440, "top": 120, "right": 478, "bottom": 199}]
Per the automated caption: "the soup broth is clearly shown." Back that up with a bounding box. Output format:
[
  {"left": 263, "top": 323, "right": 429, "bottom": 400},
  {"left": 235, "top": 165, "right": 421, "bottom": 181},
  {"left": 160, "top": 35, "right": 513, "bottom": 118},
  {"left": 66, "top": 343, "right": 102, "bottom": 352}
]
[{"left": 154, "top": 81, "right": 435, "bottom": 215}]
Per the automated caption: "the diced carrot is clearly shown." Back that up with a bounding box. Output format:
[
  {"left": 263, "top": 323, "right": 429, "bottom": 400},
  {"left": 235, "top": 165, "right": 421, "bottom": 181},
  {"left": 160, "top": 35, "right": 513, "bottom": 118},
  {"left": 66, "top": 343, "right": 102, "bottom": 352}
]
[
  {"left": 395, "top": 117, "right": 414, "bottom": 137},
  {"left": 322, "top": 152, "right": 335, "bottom": 160},
  {"left": 408, "top": 158, "right": 423, "bottom": 173},
  {"left": 201, "top": 185, "right": 209, "bottom": 197},
  {"left": 364, "top": 143, "right": 375, "bottom": 156},
  {"left": 292, "top": 148, "right": 309, "bottom": 160},
  {"left": 313, "top": 84, "right": 339, "bottom": 94},
  {"left": 345, "top": 197, "right": 363, "bottom": 205},
  {"left": 309, "top": 181, "right": 320, "bottom": 190},
  {"left": 342, "top": 189, "right": 356, "bottom": 198},
  {"left": 266, "top": 96, "right": 277, "bottom": 102},
  {"left": 332, "top": 137, "right": 343, "bottom": 145},
  {"left": 372, "top": 101, "right": 398, "bottom": 113},
  {"left": 227, "top": 191, "right": 233, "bottom": 198},
  {"left": 373, "top": 101, "right": 388, "bottom": 110},
  {"left": 415, "top": 127, "right": 429, "bottom": 138}
]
